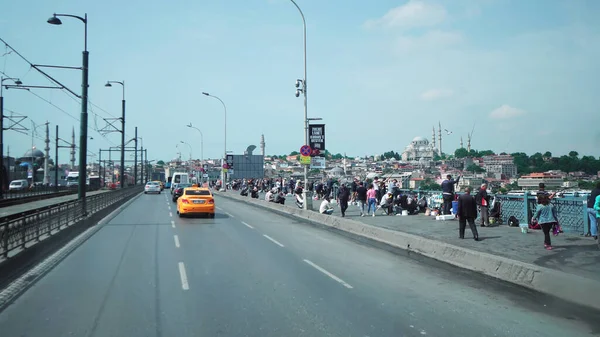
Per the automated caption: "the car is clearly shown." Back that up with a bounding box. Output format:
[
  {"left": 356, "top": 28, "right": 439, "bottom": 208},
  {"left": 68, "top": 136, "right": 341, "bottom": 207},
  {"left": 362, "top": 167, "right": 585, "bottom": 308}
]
[
  {"left": 176, "top": 186, "right": 215, "bottom": 218},
  {"left": 171, "top": 183, "right": 179, "bottom": 195},
  {"left": 172, "top": 183, "right": 193, "bottom": 202},
  {"left": 9, "top": 179, "right": 29, "bottom": 191},
  {"left": 144, "top": 181, "right": 161, "bottom": 194}
]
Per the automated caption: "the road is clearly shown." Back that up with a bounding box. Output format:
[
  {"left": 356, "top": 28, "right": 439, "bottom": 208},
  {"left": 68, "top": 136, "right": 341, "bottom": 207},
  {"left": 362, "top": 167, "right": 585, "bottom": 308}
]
[{"left": 0, "top": 191, "right": 597, "bottom": 337}]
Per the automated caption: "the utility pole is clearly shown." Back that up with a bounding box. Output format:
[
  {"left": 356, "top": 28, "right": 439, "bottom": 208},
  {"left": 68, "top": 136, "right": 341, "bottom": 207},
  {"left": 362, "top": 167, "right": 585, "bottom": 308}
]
[{"left": 134, "top": 126, "right": 137, "bottom": 185}]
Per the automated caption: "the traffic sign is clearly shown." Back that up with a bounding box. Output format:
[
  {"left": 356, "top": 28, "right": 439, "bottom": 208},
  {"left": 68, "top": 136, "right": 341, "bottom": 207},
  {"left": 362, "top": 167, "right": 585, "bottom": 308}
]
[
  {"left": 300, "top": 145, "right": 312, "bottom": 157},
  {"left": 311, "top": 149, "right": 320, "bottom": 156},
  {"left": 300, "top": 155, "right": 311, "bottom": 165}
]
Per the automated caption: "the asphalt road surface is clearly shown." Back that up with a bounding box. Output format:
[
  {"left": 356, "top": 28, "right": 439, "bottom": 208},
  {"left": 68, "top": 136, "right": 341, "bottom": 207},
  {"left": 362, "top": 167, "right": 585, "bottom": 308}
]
[{"left": 0, "top": 192, "right": 597, "bottom": 337}]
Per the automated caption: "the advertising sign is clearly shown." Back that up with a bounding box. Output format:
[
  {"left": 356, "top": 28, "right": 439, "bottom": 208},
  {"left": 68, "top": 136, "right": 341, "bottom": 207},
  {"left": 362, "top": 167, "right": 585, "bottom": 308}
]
[
  {"left": 308, "top": 124, "right": 325, "bottom": 157},
  {"left": 226, "top": 155, "right": 234, "bottom": 169},
  {"left": 310, "top": 156, "right": 326, "bottom": 169}
]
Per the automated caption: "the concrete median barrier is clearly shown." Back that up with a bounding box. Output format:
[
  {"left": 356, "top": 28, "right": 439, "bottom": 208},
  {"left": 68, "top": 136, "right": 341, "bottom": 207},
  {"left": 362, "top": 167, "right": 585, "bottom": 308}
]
[{"left": 216, "top": 191, "right": 600, "bottom": 312}]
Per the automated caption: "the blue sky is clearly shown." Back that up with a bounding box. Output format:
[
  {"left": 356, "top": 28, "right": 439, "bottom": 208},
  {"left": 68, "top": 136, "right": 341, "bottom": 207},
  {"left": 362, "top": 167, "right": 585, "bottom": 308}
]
[{"left": 1, "top": 0, "right": 599, "bottom": 164}]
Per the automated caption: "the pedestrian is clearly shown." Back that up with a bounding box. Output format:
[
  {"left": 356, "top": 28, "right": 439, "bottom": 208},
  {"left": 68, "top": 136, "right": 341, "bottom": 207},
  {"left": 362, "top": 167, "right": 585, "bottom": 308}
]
[
  {"left": 441, "top": 174, "right": 461, "bottom": 215},
  {"left": 366, "top": 184, "right": 377, "bottom": 217},
  {"left": 586, "top": 182, "right": 600, "bottom": 240},
  {"left": 350, "top": 178, "right": 358, "bottom": 205},
  {"left": 534, "top": 193, "right": 559, "bottom": 250},
  {"left": 457, "top": 187, "right": 479, "bottom": 241},
  {"left": 337, "top": 183, "right": 350, "bottom": 217},
  {"left": 319, "top": 195, "right": 334, "bottom": 215},
  {"left": 356, "top": 181, "right": 367, "bottom": 216},
  {"left": 475, "top": 183, "right": 491, "bottom": 227},
  {"left": 594, "top": 193, "right": 600, "bottom": 245}
]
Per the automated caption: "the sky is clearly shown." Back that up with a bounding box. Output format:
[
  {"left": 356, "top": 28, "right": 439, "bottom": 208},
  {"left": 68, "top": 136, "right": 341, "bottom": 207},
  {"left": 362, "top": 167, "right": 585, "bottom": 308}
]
[{"left": 1, "top": 0, "right": 599, "bottom": 165}]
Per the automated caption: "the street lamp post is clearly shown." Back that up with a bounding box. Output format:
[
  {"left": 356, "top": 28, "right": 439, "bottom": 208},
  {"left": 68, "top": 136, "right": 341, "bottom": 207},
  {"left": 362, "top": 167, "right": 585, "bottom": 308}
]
[
  {"left": 202, "top": 92, "right": 227, "bottom": 190},
  {"left": 180, "top": 141, "right": 192, "bottom": 174},
  {"left": 0, "top": 77, "right": 22, "bottom": 198},
  {"left": 104, "top": 80, "right": 126, "bottom": 188},
  {"left": 48, "top": 12, "right": 89, "bottom": 211},
  {"left": 289, "top": 0, "right": 310, "bottom": 210},
  {"left": 186, "top": 123, "right": 204, "bottom": 182}
]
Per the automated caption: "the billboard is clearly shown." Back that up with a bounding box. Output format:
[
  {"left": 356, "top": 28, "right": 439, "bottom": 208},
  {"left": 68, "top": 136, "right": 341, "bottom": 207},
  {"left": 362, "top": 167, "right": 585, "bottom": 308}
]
[{"left": 308, "top": 124, "right": 325, "bottom": 156}]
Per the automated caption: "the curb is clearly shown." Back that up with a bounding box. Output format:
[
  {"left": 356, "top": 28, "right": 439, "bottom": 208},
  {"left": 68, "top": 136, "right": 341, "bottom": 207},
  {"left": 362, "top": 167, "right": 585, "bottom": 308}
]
[{"left": 216, "top": 191, "right": 600, "bottom": 311}]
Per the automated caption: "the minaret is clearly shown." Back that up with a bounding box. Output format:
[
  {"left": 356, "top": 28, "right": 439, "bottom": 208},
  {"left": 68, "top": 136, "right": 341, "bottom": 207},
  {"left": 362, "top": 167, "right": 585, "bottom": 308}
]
[
  {"left": 431, "top": 126, "right": 436, "bottom": 151},
  {"left": 44, "top": 122, "right": 50, "bottom": 184},
  {"left": 260, "top": 134, "right": 265, "bottom": 157},
  {"left": 438, "top": 121, "right": 442, "bottom": 156},
  {"left": 70, "top": 127, "right": 76, "bottom": 169},
  {"left": 460, "top": 136, "right": 464, "bottom": 148},
  {"left": 467, "top": 135, "right": 471, "bottom": 153},
  {"left": 343, "top": 153, "right": 347, "bottom": 176}
]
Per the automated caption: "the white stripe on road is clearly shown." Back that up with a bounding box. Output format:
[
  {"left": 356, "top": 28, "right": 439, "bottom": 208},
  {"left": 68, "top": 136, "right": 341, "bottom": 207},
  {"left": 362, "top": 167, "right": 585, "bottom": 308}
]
[
  {"left": 225, "top": 212, "right": 235, "bottom": 218},
  {"left": 263, "top": 234, "right": 284, "bottom": 247},
  {"left": 169, "top": 212, "right": 173, "bottom": 217},
  {"left": 178, "top": 262, "right": 189, "bottom": 290},
  {"left": 216, "top": 206, "right": 223, "bottom": 211},
  {"left": 168, "top": 206, "right": 171, "bottom": 211},
  {"left": 174, "top": 235, "right": 180, "bottom": 248},
  {"left": 241, "top": 221, "right": 254, "bottom": 229},
  {"left": 171, "top": 220, "right": 176, "bottom": 228},
  {"left": 303, "top": 259, "right": 353, "bottom": 289}
]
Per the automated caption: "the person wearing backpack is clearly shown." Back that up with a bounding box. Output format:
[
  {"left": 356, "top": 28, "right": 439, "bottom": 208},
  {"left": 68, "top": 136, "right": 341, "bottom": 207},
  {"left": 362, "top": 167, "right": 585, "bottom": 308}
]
[
  {"left": 586, "top": 182, "right": 600, "bottom": 240},
  {"left": 534, "top": 193, "right": 559, "bottom": 250}
]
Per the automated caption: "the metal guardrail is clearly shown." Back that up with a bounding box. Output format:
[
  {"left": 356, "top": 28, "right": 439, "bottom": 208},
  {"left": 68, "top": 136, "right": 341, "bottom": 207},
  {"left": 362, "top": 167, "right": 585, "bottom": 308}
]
[{"left": 0, "top": 186, "right": 142, "bottom": 259}]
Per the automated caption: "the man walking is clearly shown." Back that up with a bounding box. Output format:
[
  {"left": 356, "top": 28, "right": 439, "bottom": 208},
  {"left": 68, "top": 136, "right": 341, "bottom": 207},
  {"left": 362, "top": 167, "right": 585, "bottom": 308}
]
[
  {"left": 475, "top": 183, "right": 491, "bottom": 227},
  {"left": 457, "top": 187, "right": 479, "bottom": 241},
  {"left": 441, "top": 174, "right": 461, "bottom": 215},
  {"left": 337, "top": 183, "right": 350, "bottom": 217},
  {"left": 356, "top": 181, "right": 367, "bottom": 216}
]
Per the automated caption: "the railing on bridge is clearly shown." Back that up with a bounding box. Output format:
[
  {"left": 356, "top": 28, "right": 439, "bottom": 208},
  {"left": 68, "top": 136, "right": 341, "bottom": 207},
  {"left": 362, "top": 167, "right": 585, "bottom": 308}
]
[
  {"left": 397, "top": 189, "right": 588, "bottom": 234},
  {"left": 0, "top": 186, "right": 142, "bottom": 259}
]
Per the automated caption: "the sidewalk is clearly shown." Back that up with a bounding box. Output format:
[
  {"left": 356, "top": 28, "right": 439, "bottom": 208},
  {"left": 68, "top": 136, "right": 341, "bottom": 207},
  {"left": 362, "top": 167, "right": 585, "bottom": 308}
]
[
  {"left": 332, "top": 201, "right": 600, "bottom": 283},
  {"left": 0, "top": 190, "right": 110, "bottom": 218}
]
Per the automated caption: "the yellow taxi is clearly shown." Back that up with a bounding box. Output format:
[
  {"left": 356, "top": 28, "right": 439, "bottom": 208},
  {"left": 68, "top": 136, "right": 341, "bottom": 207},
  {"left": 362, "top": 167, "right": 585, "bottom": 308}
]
[
  {"left": 176, "top": 185, "right": 215, "bottom": 218},
  {"left": 153, "top": 181, "right": 165, "bottom": 191}
]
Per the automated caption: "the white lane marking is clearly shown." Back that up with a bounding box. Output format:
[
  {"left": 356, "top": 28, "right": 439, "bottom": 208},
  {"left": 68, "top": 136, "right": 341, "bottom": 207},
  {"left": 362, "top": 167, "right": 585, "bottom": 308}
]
[
  {"left": 225, "top": 212, "right": 235, "bottom": 218},
  {"left": 178, "top": 262, "right": 189, "bottom": 290},
  {"left": 241, "top": 221, "right": 254, "bottom": 229},
  {"left": 168, "top": 206, "right": 171, "bottom": 211},
  {"left": 216, "top": 206, "right": 223, "bottom": 211},
  {"left": 169, "top": 212, "right": 173, "bottom": 217},
  {"left": 171, "top": 220, "right": 176, "bottom": 228},
  {"left": 263, "top": 234, "right": 284, "bottom": 247},
  {"left": 174, "top": 235, "right": 180, "bottom": 248},
  {"left": 303, "top": 259, "right": 353, "bottom": 289}
]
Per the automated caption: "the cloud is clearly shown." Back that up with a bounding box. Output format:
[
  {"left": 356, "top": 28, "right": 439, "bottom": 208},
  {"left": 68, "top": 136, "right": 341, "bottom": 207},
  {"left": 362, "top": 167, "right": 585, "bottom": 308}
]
[
  {"left": 420, "top": 88, "right": 454, "bottom": 100},
  {"left": 395, "top": 30, "right": 464, "bottom": 53},
  {"left": 364, "top": 0, "right": 447, "bottom": 30},
  {"left": 489, "top": 105, "right": 526, "bottom": 119}
]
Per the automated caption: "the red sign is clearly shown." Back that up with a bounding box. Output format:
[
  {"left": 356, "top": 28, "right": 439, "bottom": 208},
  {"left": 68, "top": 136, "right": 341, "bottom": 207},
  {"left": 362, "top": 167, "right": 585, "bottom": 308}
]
[
  {"left": 311, "top": 149, "right": 320, "bottom": 156},
  {"left": 300, "top": 145, "right": 312, "bottom": 156}
]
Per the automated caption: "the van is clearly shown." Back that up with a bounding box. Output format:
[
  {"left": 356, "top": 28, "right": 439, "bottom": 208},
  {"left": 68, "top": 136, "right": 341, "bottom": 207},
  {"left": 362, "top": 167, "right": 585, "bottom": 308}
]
[
  {"left": 170, "top": 172, "right": 189, "bottom": 193},
  {"left": 9, "top": 179, "right": 29, "bottom": 191}
]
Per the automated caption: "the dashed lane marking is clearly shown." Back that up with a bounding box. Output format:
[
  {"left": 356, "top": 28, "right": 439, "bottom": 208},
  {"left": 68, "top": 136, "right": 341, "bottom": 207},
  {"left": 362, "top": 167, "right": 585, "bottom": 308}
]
[{"left": 303, "top": 259, "right": 353, "bottom": 289}]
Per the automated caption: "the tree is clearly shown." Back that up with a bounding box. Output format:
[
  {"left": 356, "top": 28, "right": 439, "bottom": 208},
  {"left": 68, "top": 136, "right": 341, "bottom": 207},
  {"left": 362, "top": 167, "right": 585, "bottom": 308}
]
[
  {"left": 466, "top": 163, "right": 485, "bottom": 173},
  {"left": 476, "top": 150, "right": 495, "bottom": 157},
  {"left": 420, "top": 177, "right": 441, "bottom": 190},
  {"left": 454, "top": 148, "right": 469, "bottom": 158},
  {"left": 569, "top": 151, "right": 579, "bottom": 158},
  {"left": 543, "top": 151, "right": 552, "bottom": 158},
  {"left": 289, "top": 151, "right": 299, "bottom": 156},
  {"left": 157, "top": 160, "right": 165, "bottom": 166}
]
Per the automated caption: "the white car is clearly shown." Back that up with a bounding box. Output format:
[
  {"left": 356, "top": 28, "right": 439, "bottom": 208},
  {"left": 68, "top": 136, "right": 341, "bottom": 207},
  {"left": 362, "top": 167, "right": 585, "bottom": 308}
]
[{"left": 144, "top": 181, "right": 161, "bottom": 194}]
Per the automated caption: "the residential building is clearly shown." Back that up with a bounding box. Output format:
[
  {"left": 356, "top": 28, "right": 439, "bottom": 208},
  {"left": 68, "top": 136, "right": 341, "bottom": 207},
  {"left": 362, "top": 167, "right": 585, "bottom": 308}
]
[{"left": 482, "top": 155, "right": 517, "bottom": 178}]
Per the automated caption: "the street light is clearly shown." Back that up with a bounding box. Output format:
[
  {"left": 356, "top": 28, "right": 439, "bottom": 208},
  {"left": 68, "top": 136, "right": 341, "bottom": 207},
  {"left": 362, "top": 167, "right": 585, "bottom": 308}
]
[
  {"left": 47, "top": 12, "right": 89, "bottom": 209},
  {"left": 289, "top": 0, "right": 310, "bottom": 210},
  {"left": 186, "top": 123, "right": 204, "bottom": 180},
  {"left": 179, "top": 141, "right": 192, "bottom": 161},
  {"left": 202, "top": 92, "right": 227, "bottom": 189},
  {"left": 0, "top": 77, "right": 22, "bottom": 198},
  {"left": 105, "top": 80, "right": 126, "bottom": 188}
]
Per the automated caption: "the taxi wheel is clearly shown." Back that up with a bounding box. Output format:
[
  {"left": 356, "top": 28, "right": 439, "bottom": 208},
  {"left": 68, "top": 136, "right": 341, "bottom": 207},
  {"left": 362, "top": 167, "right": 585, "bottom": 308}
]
[{"left": 210, "top": 213, "right": 215, "bottom": 218}]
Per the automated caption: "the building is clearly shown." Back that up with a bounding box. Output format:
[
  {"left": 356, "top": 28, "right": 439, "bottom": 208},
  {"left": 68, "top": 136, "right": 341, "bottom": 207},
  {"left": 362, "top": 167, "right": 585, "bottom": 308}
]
[
  {"left": 518, "top": 172, "right": 563, "bottom": 189},
  {"left": 401, "top": 136, "right": 437, "bottom": 162},
  {"left": 482, "top": 155, "right": 517, "bottom": 178}
]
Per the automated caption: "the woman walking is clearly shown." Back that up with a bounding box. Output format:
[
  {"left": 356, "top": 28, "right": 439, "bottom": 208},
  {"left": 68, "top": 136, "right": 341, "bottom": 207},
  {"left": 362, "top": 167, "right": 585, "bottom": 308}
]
[{"left": 534, "top": 194, "right": 559, "bottom": 250}]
